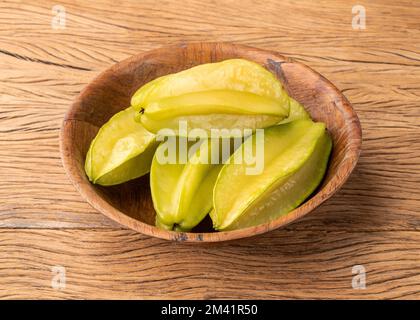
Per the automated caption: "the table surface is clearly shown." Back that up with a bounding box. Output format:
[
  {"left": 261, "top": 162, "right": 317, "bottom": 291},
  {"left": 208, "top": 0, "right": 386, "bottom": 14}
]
[{"left": 1, "top": 0, "right": 419, "bottom": 299}]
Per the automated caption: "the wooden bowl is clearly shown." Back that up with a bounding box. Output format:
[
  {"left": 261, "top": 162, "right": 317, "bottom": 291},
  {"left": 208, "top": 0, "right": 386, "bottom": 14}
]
[{"left": 60, "top": 43, "right": 362, "bottom": 242}]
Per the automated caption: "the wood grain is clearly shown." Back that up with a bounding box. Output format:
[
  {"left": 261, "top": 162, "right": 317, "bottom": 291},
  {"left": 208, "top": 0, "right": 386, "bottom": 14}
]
[
  {"left": 1, "top": 229, "right": 419, "bottom": 299},
  {"left": 0, "top": 0, "right": 419, "bottom": 298}
]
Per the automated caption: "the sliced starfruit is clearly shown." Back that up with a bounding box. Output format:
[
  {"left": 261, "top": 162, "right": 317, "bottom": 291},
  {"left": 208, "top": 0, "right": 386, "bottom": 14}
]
[
  {"left": 141, "top": 90, "right": 289, "bottom": 135},
  {"left": 131, "top": 59, "right": 291, "bottom": 135},
  {"left": 151, "top": 138, "right": 226, "bottom": 231},
  {"left": 132, "top": 59, "right": 286, "bottom": 105},
  {"left": 211, "top": 119, "right": 332, "bottom": 231},
  {"left": 278, "top": 98, "right": 310, "bottom": 124},
  {"left": 85, "top": 106, "right": 159, "bottom": 186}
]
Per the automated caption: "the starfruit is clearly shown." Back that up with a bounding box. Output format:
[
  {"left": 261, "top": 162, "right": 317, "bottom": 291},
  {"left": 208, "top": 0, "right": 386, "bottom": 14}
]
[
  {"left": 211, "top": 119, "right": 332, "bottom": 231},
  {"left": 278, "top": 98, "right": 310, "bottom": 124},
  {"left": 131, "top": 59, "right": 290, "bottom": 135},
  {"left": 151, "top": 138, "right": 226, "bottom": 231},
  {"left": 85, "top": 106, "right": 159, "bottom": 186}
]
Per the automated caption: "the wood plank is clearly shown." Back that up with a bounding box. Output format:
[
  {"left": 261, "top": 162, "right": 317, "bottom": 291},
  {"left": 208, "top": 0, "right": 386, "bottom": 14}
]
[
  {"left": 1, "top": 0, "right": 419, "bottom": 71},
  {"left": 0, "top": 228, "right": 418, "bottom": 299}
]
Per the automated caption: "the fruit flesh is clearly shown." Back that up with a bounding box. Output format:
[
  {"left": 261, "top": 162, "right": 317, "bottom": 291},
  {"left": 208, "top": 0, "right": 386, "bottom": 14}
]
[
  {"left": 84, "top": 106, "right": 158, "bottom": 186},
  {"left": 151, "top": 139, "right": 225, "bottom": 231},
  {"left": 131, "top": 59, "right": 291, "bottom": 135},
  {"left": 211, "top": 119, "right": 332, "bottom": 230}
]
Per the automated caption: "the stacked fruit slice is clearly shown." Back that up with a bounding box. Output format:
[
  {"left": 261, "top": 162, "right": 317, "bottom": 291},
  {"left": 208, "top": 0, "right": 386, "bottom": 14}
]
[
  {"left": 132, "top": 59, "right": 290, "bottom": 135},
  {"left": 151, "top": 139, "right": 225, "bottom": 231},
  {"left": 85, "top": 106, "right": 159, "bottom": 186},
  {"left": 211, "top": 120, "right": 332, "bottom": 231},
  {"left": 85, "top": 59, "right": 332, "bottom": 232}
]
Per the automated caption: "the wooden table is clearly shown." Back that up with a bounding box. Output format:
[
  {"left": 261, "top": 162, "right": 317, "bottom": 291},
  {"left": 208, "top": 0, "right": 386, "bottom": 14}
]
[{"left": 1, "top": 0, "right": 419, "bottom": 299}]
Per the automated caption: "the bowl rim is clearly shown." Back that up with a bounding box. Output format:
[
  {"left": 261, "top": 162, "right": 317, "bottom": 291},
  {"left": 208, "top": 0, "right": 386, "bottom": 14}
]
[{"left": 60, "top": 42, "right": 362, "bottom": 243}]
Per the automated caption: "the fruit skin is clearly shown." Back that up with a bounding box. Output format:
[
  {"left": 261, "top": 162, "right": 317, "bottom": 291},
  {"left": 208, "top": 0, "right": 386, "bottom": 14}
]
[
  {"left": 140, "top": 89, "right": 289, "bottom": 135},
  {"left": 85, "top": 106, "right": 159, "bottom": 186},
  {"left": 131, "top": 59, "right": 287, "bottom": 106},
  {"left": 211, "top": 119, "right": 332, "bottom": 231},
  {"left": 151, "top": 139, "right": 225, "bottom": 231},
  {"left": 278, "top": 98, "right": 310, "bottom": 124},
  {"left": 131, "top": 59, "right": 291, "bottom": 135}
]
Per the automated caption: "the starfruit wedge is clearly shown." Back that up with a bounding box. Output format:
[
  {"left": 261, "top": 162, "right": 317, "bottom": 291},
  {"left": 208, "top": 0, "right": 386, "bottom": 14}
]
[
  {"left": 85, "top": 106, "right": 159, "bottom": 186},
  {"left": 131, "top": 59, "right": 291, "bottom": 135},
  {"left": 211, "top": 119, "right": 332, "bottom": 231},
  {"left": 140, "top": 90, "right": 289, "bottom": 135},
  {"left": 278, "top": 98, "right": 310, "bottom": 124},
  {"left": 151, "top": 139, "right": 226, "bottom": 231}
]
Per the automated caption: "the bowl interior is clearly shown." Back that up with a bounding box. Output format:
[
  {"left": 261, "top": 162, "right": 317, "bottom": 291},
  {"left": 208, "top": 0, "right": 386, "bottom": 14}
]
[{"left": 61, "top": 43, "right": 361, "bottom": 242}]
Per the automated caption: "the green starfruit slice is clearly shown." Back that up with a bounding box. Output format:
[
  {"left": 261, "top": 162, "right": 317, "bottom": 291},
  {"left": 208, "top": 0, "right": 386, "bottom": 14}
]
[
  {"left": 85, "top": 106, "right": 159, "bottom": 186},
  {"left": 211, "top": 119, "right": 332, "bottom": 230},
  {"left": 131, "top": 59, "right": 287, "bottom": 106},
  {"left": 151, "top": 139, "right": 225, "bottom": 231},
  {"left": 131, "top": 59, "right": 291, "bottom": 135},
  {"left": 278, "top": 98, "right": 310, "bottom": 124},
  {"left": 140, "top": 89, "right": 289, "bottom": 135}
]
